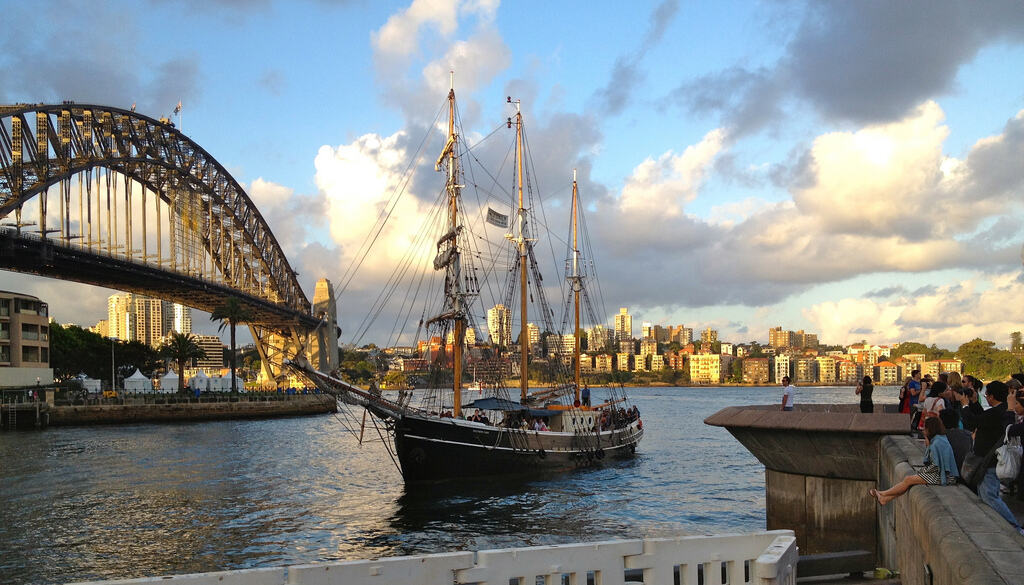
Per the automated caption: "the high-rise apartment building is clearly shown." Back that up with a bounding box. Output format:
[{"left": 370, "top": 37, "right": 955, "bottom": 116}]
[
  {"left": 773, "top": 354, "right": 791, "bottom": 383},
  {"left": 613, "top": 308, "right": 633, "bottom": 342},
  {"left": 678, "top": 327, "right": 693, "bottom": 345},
  {"left": 700, "top": 327, "right": 718, "bottom": 344},
  {"left": 527, "top": 323, "right": 540, "bottom": 345},
  {"left": 641, "top": 322, "right": 653, "bottom": 340},
  {"left": 193, "top": 334, "right": 225, "bottom": 373},
  {"left": 487, "top": 304, "right": 512, "bottom": 347},
  {"left": 639, "top": 338, "right": 657, "bottom": 357},
  {"left": 107, "top": 293, "right": 192, "bottom": 348}
]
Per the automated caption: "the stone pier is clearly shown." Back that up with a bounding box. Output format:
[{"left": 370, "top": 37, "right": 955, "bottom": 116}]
[{"left": 705, "top": 404, "right": 910, "bottom": 572}]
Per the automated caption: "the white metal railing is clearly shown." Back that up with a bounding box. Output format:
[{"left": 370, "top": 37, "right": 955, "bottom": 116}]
[{"left": 69, "top": 530, "right": 796, "bottom": 585}]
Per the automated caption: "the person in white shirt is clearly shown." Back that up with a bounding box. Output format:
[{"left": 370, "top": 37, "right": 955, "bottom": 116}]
[{"left": 781, "top": 376, "right": 796, "bottom": 411}]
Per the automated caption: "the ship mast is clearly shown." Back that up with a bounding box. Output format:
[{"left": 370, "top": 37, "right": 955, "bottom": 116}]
[
  {"left": 437, "top": 72, "right": 464, "bottom": 417},
  {"left": 570, "top": 169, "right": 582, "bottom": 402},
  {"left": 511, "top": 97, "right": 529, "bottom": 402}
]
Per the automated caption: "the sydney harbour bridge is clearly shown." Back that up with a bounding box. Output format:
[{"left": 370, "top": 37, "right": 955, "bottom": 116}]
[{"left": 0, "top": 103, "right": 338, "bottom": 383}]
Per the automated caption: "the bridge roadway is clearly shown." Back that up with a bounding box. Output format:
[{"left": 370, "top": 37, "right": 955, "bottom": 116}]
[{"left": 0, "top": 227, "right": 319, "bottom": 330}]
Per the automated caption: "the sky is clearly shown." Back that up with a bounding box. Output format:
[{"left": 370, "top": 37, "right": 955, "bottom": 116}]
[{"left": 2, "top": 0, "right": 1024, "bottom": 349}]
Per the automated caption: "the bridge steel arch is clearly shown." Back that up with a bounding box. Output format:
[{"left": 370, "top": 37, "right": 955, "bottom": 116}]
[{"left": 0, "top": 103, "right": 325, "bottom": 384}]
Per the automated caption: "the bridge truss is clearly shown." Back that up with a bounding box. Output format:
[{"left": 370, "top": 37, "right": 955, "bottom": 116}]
[{"left": 0, "top": 103, "right": 328, "bottom": 384}]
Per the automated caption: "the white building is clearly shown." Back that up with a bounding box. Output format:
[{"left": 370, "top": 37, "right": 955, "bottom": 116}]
[
  {"left": 487, "top": 304, "right": 512, "bottom": 347},
  {"left": 613, "top": 307, "right": 633, "bottom": 342}
]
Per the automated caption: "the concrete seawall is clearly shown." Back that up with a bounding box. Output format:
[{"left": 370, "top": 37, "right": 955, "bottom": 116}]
[
  {"left": 49, "top": 395, "right": 337, "bottom": 426},
  {"left": 706, "top": 404, "right": 1024, "bottom": 583},
  {"left": 878, "top": 435, "right": 1024, "bottom": 585}
]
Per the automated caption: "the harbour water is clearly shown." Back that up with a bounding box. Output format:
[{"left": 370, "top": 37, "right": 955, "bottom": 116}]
[{"left": 0, "top": 385, "right": 897, "bottom": 585}]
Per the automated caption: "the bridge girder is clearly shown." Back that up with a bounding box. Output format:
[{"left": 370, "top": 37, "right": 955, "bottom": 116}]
[{"left": 0, "top": 104, "right": 329, "bottom": 384}]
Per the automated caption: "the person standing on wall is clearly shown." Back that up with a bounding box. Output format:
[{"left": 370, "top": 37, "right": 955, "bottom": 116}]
[
  {"left": 780, "top": 376, "right": 796, "bottom": 412},
  {"left": 856, "top": 375, "right": 874, "bottom": 413}
]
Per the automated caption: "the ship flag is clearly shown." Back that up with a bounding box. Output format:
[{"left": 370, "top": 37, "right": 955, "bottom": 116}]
[{"left": 486, "top": 207, "right": 508, "bottom": 228}]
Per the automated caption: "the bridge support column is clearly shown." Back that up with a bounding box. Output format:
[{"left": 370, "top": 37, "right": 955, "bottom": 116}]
[{"left": 312, "top": 278, "right": 339, "bottom": 373}]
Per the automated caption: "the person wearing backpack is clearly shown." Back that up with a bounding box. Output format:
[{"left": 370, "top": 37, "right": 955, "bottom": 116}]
[{"left": 959, "top": 381, "right": 1023, "bottom": 535}]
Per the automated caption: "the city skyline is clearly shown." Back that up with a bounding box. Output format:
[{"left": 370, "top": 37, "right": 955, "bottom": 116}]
[{"left": 2, "top": 2, "right": 1024, "bottom": 348}]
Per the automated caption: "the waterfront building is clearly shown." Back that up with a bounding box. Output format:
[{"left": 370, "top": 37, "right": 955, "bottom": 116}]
[
  {"left": 700, "top": 327, "right": 718, "bottom": 344},
  {"left": 639, "top": 338, "right": 657, "bottom": 357},
  {"left": 615, "top": 352, "right": 632, "bottom": 371},
  {"left": 618, "top": 339, "right": 636, "bottom": 355},
  {"left": 689, "top": 353, "right": 723, "bottom": 384},
  {"left": 816, "top": 356, "right": 837, "bottom": 384},
  {"left": 873, "top": 361, "right": 900, "bottom": 385},
  {"left": 594, "top": 354, "right": 613, "bottom": 373},
  {"left": 549, "top": 334, "right": 576, "bottom": 357},
  {"left": 613, "top": 308, "right": 633, "bottom": 342},
  {"left": 836, "top": 359, "right": 862, "bottom": 384},
  {"left": 486, "top": 304, "right": 511, "bottom": 347},
  {"left": 579, "top": 354, "right": 594, "bottom": 373},
  {"left": 772, "top": 354, "right": 791, "bottom": 384},
  {"left": 794, "top": 357, "right": 817, "bottom": 384},
  {"left": 641, "top": 321, "right": 652, "bottom": 340},
  {"left": 587, "top": 324, "right": 611, "bottom": 351},
  {"left": 650, "top": 354, "right": 665, "bottom": 371},
  {"left": 651, "top": 325, "right": 669, "bottom": 343},
  {"left": 742, "top": 357, "right": 770, "bottom": 384},
  {"left": 721, "top": 343, "right": 733, "bottom": 356},
  {"left": 0, "top": 291, "right": 54, "bottom": 387},
  {"left": 664, "top": 350, "right": 687, "bottom": 370},
  {"left": 632, "top": 354, "right": 647, "bottom": 372},
  {"left": 933, "top": 358, "right": 964, "bottom": 376},
  {"left": 526, "top": 323, "right": 540, "bottom": 345}
]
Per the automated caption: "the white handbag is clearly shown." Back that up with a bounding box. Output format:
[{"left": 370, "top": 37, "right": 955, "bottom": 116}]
[{"left": 996, "top": 424, "right": 1022, "bottom": 481}]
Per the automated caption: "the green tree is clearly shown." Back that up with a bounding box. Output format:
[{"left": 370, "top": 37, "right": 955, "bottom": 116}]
[
  {"left": 159, "top": 332, "right": 207, "bottom": 393},
  {"left": 382, "top": 370, "right": 408, "bottom": 388},
  {"left": 209, "top": 298, "right": 254, "bottom": 394},
  {"left": 956, "top": 338, "right": 1022, "bottom": 381},
  {"left": 730, "top": 358, "right": 744, "bottom": 383}
]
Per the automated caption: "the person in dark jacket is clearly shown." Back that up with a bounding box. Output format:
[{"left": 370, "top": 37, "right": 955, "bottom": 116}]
[
  {"left": 959, "top": 381, "right": 1023, "bottom": 535},
  {"left": 856, "top": 376, "right": 874, "bottom": 413}
]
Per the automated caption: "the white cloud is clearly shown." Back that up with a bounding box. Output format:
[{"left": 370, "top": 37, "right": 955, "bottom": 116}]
[
  {"left": 802, "top": 272, "right": 1024, "bottom": 348},
  {"left": 618, "top": 128, "right": 725, "bottom": 216}
]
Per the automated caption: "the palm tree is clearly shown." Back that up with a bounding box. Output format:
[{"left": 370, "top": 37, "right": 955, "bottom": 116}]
[
  {"left": 210, "top": 297, "right": 254, "bottom": 394},
  {"left": 159, "top": 332, "right": 207, "bottom": 393}
]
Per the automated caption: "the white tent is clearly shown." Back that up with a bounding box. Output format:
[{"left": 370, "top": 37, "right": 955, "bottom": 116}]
[
  {"left": 75, "top": 373, "right": 101, "bottom": 393},
  {"left": 210, "top": 376, "right": 232, "bottom": 392},
  {"left": 160, "top": 370, "right": 179, "bottom": 394},
  {"left": 190, "top": 370, "right": 211, "bottom": 392},
  {"left": 124, "top": 369, "right": 153, "bottom": 393}
]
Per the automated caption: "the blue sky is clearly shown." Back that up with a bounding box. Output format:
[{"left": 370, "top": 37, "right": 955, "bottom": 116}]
[{"left": 2, "top": 0, "right": 1024, "bottom": 349}]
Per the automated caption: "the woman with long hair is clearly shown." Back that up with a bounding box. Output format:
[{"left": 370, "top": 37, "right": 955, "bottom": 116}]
[{"left": 870, "top": 417, "right": 958, "bottom": 505}]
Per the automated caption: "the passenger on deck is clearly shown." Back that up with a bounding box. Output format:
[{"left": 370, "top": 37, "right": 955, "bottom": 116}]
[{"left": 870, "top": 417, "right": 958, "bottom": 505}]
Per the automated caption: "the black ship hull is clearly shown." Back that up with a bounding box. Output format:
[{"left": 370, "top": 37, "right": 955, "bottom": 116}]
[{"left": 394, "top": 412, "right": 643, "bottom": 482}]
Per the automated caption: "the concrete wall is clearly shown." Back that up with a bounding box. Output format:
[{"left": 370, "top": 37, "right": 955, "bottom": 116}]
[
  {"left": 50, "top": 395, "right": 336, "bottom": 426},
  {"left": 0, "top": 366, "right": 54, "bottom": 387},
  {"left": 877, "top": 435, "right": 1024, "bottom": 585},
  {"left": 766, "top": 469, "right": 875, "bottom": 557}
]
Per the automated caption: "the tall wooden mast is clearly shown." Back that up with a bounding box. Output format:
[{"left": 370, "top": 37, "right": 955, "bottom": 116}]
[
  {"left": 571, "top": 169, "right": 582, "bottom": 401},
  {"left": 439, "top": 72, "right": 464, "bottom": 417},
  {"left": 513, "top": 98, "right": 528, "bottom": 402}
]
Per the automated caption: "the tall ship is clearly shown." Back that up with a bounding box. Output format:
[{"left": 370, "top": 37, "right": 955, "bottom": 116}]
[{"left": 292, "top": 79, "right": 643, "bottom": 482}]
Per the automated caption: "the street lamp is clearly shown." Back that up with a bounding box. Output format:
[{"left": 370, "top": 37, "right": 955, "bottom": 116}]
[{"left": 109, "top": 337, "right": 116, "bottom": 393}]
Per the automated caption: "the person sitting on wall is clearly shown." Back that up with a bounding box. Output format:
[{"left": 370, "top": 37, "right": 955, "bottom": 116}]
[{"left": 870, "top": 417, "right": 958, "bottom": 505}]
